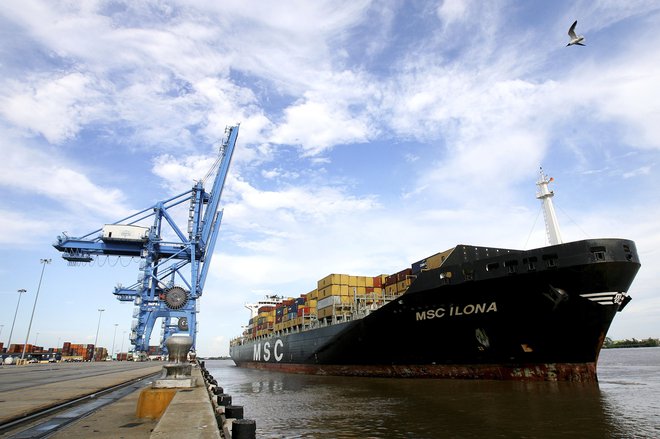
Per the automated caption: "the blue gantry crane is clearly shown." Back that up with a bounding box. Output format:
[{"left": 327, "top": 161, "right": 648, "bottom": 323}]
[{"left": 53, "top": 125, "right": 239, "bottom": 358}]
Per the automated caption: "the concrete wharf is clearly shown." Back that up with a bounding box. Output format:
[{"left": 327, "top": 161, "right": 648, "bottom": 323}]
[{"left": 0, "top": 361, "right": 225, "bottom": 438}]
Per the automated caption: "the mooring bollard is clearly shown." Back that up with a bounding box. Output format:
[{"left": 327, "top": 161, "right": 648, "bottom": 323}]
[
  {"left": 198, "top": 360, "right": 256, "bottom": 437},
  {"left": 225, "top": 405, "right": 244, "bottom": 419},
  {"left": 154, "top": 335, "right": 195, "bottom": 388},
  {"left": 217, "top": 393, "right": 232, "bottom": 406},
  {"left": 232, "top": 419, "right": 256, "bottom": 439}
]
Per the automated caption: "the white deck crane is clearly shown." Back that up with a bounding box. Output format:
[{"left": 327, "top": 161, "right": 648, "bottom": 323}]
[{"left": 536, "top": 167, "right": 563, "bottom": 246}]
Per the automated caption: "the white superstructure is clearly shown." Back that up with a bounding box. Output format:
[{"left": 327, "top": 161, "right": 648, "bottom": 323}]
[{"left": 245, "top": 295, "right": 285, "bottom": 319}]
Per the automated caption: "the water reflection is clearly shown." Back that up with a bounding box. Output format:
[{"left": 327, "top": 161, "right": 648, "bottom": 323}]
[{"left": 208, "top": 349, "right": 660, "bottom": 438}]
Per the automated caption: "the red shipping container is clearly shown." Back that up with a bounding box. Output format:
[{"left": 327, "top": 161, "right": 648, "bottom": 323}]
[
  {"left": 384, "top": 275, "right": 397, "bottom": 286},
  {"left": 397, "top": 268, "right": 412, "bottom": 282},
  {"left": 297, "top": 306, "right": 311, "bottom": 317}
]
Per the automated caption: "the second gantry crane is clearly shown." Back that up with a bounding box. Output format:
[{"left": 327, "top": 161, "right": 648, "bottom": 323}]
[{"left": 53, "top": 125, "right": 239, "bottom": 357}]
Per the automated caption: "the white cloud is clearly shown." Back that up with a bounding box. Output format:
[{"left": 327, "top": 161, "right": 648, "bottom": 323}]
[
  {"left": 0, "top": 72, "right": 108, "bottom": 144},
  {"left": 436, "top": 0, "right": 471, "bottom": 26},
  {"left": 0, "top": 139, "right": 131, "bottom": 235},
  {"left": 269, "top": 70, "right": 381, "bottom": 155},
  {"left": 622, "top": 166, "right": 651, "bottom": 179},
  {"left": 0, "top": 210, "right": 49, "bottom": 245}
]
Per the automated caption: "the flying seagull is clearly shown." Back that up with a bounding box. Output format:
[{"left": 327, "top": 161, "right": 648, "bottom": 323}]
[{"left": 567, "top": 20, "right": 585, "bottom": 46}]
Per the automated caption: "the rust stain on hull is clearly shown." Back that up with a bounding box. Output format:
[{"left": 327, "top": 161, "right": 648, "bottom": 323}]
[{"left": 234, "top": 361, "right": 598, "bottom": 382}]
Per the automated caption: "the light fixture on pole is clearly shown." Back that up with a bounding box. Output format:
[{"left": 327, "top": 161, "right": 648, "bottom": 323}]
[
  {"left": 93, "top": 308, "right": 105, "bottom": 361},
  {"left": 120, "top": 330, "right": 126, "bottom": 360},
  {"left": 111, "top": 323, "right": 119, "bottom": 360},
  {"left": 21, "top": 259, "right": 51, "bottom": 362},
  {"left": 7, "top": 289, "right": 26, "bottom": 351}
]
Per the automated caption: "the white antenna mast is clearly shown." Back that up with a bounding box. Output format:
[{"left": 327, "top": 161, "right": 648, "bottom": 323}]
[{"left": 536, "top": 167, "right": 563, "bottom": 245}]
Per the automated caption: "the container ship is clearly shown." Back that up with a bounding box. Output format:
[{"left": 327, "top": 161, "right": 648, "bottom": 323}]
[{"left": 229, "top": 171, "right": 641, "bottom": 381}]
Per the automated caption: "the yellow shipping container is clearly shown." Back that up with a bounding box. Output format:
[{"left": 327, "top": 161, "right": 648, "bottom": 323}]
[
  {"left": 365, "top": 276, "right": 374, "bottom": 287},
  {"left": 340, "top": 295, "right": 354, "bottom": 305},
  {"left": 357, "top": 276, "right": 366, "bottom": 287},
  {"left": 318, "top": 274, "right": 350, "bottom": 289},
  {"left": 348, "top": 276, "right": 357, "bottom": 286},
  {"left": 426, "top": 249, "right": 454, "bottom": 270},
  {"left": 345, "top": 286, "right": 365, "bottom": 297},
  {"left": 308, "top": 289, "right": 319, "bottom": 301},
  {"left": 397, "top": 278, "right": 411, "bottom": 293},
  {"left": 386, "top": 284, "right": 398, "bottom": 295},
  {"left": 324, "top": 273, "right": 340, "bottom": 287},
  {"left": 319, "top": 284, "right": 339, "bottom": 299},
  {"left": 318, "top": 307, "right": 330, "bottom": 319}
]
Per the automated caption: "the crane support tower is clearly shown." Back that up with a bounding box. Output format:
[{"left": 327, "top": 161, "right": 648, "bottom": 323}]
[{"left": 53, "top": 125, "right": 239, "bottom": 357}]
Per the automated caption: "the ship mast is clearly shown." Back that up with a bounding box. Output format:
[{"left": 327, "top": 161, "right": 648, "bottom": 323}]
[{"left": 536, "top": 167, "right": 563, "bottom": 245}]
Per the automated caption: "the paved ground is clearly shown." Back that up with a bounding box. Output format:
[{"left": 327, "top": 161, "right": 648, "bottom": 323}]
[
  {"left": 0, "top": 361, "right": 221, "bottom": 438},
  {"left": 0, "top": 361, "right": 163, "bottom": 425},
  {"left": 48, "top": 384, "right": 160, "bottom": 439}
]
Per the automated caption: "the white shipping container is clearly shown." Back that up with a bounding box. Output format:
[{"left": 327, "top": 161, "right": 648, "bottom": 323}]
[
  {"left": 318, "top": 295, "right": 341, "bottom": 310},
  {"left": 102, "top": 224, "right": 149, "bottom": 241}
]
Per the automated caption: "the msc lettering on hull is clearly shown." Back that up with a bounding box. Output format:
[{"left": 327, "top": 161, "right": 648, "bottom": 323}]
[
  {"left": 253, "top": 338, "right": 284, "bottom": 362},
  {"left": 416, "top": 302, "right": 497, "bottom": 321}
]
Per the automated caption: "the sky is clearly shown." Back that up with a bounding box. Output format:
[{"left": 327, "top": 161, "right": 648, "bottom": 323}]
[{"left": 0, "top": 0, "right": 659, "bottom": 358}]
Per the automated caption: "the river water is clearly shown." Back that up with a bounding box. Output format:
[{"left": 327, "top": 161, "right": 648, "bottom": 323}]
[{"left": 205, "top": 347, "right": 660, "bottom": 438}]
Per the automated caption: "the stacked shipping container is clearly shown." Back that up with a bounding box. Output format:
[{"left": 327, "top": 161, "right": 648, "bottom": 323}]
[
  {"left": 236, "top": 247, "right": 455, "bottom": 343},
  {"left": 316, "top": 274, "right": 386, "bottom": 319}
]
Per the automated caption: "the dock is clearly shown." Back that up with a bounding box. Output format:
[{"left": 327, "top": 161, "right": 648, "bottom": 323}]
[{"left": 0, "top": 361, "right": 239, "bottom": 438}]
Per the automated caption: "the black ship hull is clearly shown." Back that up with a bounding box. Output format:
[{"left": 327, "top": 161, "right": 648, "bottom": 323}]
[{"left": 230, "top": 239, "right": 640, "bottom": 381}]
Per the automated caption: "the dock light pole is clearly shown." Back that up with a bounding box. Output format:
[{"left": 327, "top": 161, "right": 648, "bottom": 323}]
[
  {"left": 120, "top": 331, "right": 126, "bottom": 360},
  {"left": 7, "top": 289, "right": 26, "bottom": 351},
  {"left": 21, "top": 259, "right": 51, "bottom": 362},
  {"left": 93, "top": 308, "right": 105, "bottom": 361},
  {"left": 111, "top": 323, "right": 118, "bottom": 360}
]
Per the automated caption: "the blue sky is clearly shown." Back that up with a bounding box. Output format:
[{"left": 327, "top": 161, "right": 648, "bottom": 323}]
[{"left": 1, "top": 1, "right": 659, "bottom": 357}]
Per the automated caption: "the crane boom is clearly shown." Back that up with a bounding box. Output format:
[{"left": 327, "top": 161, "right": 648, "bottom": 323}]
[{"left": 53, "top": 125, "right": 240, "bottom": 357}]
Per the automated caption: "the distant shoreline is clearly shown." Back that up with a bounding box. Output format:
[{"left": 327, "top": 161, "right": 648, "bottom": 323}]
[{"left": 603, "top": 338, "right": 659, "bottom": 349}]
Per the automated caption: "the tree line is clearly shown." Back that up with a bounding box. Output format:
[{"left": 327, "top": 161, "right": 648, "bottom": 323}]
[{"left": 603, "top": 337, "right": 660, "bottom": 348}]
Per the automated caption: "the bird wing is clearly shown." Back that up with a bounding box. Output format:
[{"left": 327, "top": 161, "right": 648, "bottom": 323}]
[{"left": 568, "top": 20, "right": 578, "bottom": 38}]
